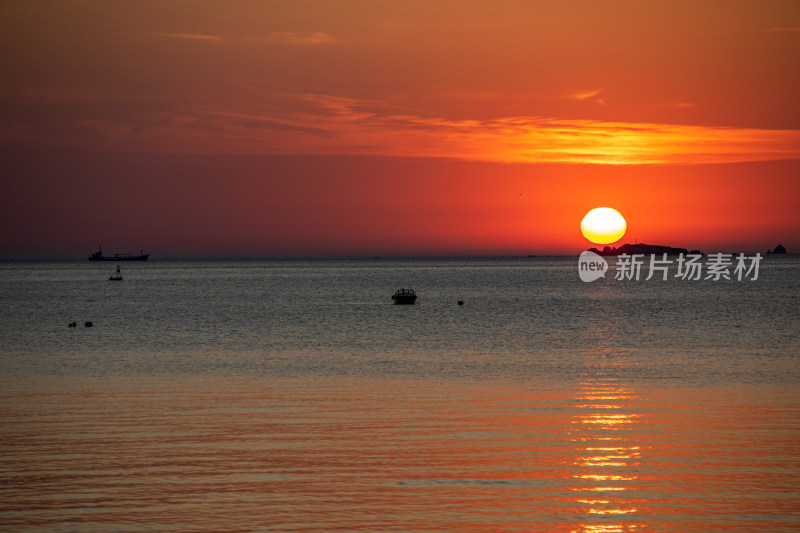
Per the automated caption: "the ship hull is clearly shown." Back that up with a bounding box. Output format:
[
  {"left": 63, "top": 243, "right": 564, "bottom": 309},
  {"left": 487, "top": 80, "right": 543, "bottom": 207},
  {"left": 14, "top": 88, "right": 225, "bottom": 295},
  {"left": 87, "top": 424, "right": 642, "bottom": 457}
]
[{"left": 89, "top": 255, "right": 149, "bottom": 261}]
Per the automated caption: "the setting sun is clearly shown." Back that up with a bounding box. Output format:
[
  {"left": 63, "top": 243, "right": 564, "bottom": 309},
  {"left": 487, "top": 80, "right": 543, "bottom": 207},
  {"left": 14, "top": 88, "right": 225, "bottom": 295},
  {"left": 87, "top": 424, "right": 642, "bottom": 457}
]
[{"left": 581, "top": 207, "right": 627, "bottom": 245}]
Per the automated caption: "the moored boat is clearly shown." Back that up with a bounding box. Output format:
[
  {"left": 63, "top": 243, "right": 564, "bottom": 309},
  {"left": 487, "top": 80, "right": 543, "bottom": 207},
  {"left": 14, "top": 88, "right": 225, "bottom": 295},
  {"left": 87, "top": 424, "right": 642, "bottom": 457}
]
[{"left": 391, "top": 288, "right": 417, "bottom": 305}]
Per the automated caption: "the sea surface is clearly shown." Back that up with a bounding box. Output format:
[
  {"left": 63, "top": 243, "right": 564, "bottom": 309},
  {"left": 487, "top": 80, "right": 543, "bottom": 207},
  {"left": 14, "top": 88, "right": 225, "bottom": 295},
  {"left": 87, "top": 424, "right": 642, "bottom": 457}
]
[{"left": 1, "top": 256, "right": 799, "bottom": 532}]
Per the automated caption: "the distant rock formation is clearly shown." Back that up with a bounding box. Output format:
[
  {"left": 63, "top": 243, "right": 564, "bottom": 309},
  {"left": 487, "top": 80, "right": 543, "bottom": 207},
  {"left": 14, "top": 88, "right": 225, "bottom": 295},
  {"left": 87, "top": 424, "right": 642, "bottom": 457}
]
[
  {"left": 767, "top": 244, "right": 787, "bottom": 254},
  {"left": 588, "top": 243, "right": 692, "bottom": 256}
]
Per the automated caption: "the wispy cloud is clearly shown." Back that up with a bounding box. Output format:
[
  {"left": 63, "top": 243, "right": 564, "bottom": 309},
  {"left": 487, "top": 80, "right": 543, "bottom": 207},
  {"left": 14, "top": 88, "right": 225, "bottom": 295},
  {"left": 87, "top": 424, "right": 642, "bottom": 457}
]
[
  {"left": 249, "top": 32, "right": 335, "bottom": 45},
  {"left": 766, "top": 26, "right": 800, "bottom": 33},
  {"left": 571, "top": 89, "right": 602, "bottom": 101},
  {"left": 156, "top": 33, "right": 225, "bottom": 43},
  {"left": 188, "top": 94, "right": 800, "bottom": 164},
  {"left": 155, "top": 31, "right": 336, "bottom": 46},
  {"left": 567, "top": 89, "right": 606, "bottom": 106},
  {"left": 59, "top": 93, "right": 800, "bottom": 165}
]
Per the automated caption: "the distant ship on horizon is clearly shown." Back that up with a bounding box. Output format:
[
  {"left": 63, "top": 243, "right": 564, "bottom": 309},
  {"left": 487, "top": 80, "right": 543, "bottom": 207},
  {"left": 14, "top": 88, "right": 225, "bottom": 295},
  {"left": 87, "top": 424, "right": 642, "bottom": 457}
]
[{"left": 88, "top": 246, "right": 149, "bottom": 261}]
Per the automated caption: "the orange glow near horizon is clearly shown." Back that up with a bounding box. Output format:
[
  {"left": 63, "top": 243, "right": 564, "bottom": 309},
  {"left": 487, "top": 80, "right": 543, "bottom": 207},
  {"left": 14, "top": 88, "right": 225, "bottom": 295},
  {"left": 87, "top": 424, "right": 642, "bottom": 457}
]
[
  {"left": 1, "top": 2, "right": 799, "bottom": 257},
  {"left": 2, "top": 154, "right": 798, "bottom": 257}
]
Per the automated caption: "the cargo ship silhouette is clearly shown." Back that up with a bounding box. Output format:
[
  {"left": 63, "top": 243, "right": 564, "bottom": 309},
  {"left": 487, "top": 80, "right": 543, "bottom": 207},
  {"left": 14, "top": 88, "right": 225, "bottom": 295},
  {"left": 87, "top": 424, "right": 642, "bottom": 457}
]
[{"left": 88, "top": 246, "right": 149, "bottom": 261}]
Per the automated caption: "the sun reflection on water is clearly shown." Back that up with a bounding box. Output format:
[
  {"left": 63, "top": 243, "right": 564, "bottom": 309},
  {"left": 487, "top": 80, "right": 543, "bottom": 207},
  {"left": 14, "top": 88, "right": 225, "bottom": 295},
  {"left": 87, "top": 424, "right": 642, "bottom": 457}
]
[
  {"left": 576, "top": 526, "right": 641, "bottom": 533},
  {"left": 569, "top": 368, "right": 644, "bottom": 532}
]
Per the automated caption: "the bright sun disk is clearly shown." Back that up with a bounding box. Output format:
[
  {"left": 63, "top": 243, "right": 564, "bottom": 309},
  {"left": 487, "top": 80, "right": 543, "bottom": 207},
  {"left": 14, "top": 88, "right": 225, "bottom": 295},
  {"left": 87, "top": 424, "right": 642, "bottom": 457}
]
[{"left": 581, "top": 207, "right": 627, "bottom": 245}]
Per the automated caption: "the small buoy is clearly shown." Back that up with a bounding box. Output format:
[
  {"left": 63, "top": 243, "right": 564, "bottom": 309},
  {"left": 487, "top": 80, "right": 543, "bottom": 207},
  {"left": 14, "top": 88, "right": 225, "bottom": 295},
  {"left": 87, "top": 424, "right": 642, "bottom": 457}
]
[
  {"left": 68, "top": 322, "right": 76, "bottom": 327},
  {"left": 458, "top": 300, "right": 464, "bottom": 305},
  {"left": 84, "top": 321, "right": 93, "bottom": 327}
]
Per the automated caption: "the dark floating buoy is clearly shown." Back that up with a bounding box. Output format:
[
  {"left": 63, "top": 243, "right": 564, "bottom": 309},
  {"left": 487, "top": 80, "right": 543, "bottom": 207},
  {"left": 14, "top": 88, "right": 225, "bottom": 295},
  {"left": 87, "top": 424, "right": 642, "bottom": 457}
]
[
  {"left": 458, "top": 300, "right": 464, "bottom": 305},
  {"left": 84, "top": 321, "right": 93, "bottom": 327},
  {"left": 68, "top": 321, "right": 77, "bottom": 327},
  {"left": 109, "top": 264, "right": 123, "bottom": 281}
]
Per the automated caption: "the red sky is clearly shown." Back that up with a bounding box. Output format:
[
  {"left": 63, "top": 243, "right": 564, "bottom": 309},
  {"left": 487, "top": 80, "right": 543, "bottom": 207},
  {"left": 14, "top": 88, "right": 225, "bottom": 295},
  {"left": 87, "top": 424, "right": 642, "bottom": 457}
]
[{"left": 1, "top": 1, "right": 799, "bottom": 257}]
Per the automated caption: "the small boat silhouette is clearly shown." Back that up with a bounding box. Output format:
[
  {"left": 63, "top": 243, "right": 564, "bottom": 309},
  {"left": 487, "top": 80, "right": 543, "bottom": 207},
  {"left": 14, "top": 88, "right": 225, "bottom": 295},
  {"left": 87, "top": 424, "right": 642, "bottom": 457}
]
[{"left": 391, "top": 288, "right": 417, "bottom": 305}]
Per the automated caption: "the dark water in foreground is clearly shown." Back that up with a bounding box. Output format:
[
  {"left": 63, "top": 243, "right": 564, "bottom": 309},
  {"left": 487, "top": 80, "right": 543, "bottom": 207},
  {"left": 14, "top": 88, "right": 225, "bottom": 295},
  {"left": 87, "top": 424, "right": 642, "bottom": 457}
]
[{"left": 1, "top": 256, "right": 799, "bottom": 531}]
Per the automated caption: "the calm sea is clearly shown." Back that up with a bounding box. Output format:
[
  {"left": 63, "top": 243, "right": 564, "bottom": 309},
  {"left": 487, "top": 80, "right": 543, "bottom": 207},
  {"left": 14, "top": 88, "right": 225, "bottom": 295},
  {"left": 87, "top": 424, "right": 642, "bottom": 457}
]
[{"left": 1, "top": 256, "right": 799, "bottom": 532}]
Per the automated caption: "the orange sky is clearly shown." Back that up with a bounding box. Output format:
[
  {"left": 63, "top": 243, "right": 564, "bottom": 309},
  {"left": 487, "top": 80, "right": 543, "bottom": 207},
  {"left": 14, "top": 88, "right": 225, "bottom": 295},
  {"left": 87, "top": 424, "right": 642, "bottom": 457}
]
[{"left": 1, "top": 1, "right": 799, "bottom": 257}]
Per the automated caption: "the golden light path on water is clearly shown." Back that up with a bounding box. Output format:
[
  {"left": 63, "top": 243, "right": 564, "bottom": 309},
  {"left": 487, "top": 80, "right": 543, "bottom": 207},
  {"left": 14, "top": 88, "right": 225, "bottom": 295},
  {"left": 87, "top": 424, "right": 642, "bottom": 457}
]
[
  {"left": 2, "top": 371, "right": 800, "bottom": 531},
  {"left": 570, "top": 362, "right": 644, "bottom": 532}
]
